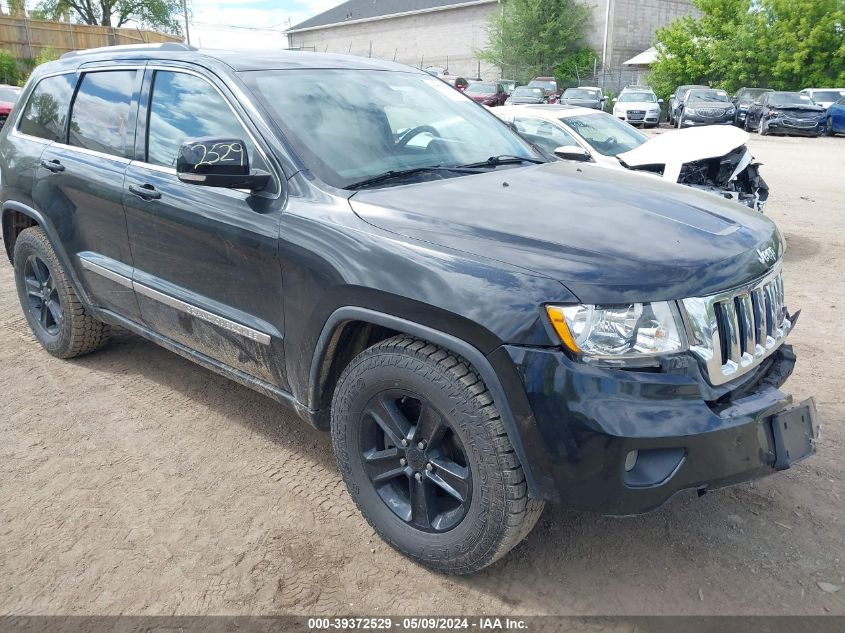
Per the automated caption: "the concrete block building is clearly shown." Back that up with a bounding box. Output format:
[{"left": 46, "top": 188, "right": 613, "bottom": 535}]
[{"left": 286, "top": 0, "right": 696, "bottom": 89}]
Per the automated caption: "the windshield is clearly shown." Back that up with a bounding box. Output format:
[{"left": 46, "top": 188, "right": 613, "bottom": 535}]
[
  {"left": 0, "top": 86, "right": 20, "bottom": 102},
  {"left": 563, "top": 88, "right": 599, "bottom": 99},
  {"left": 467, "top": 83, "right": 496, "bottom": 95},
  {"left": 561, "top": 112, "right": 647, "bottom": 156},
  {"left": 246, "top": 69, "right": 539, "bottom": 189},
  {"left": 770, "top": 92, "right": 814, "bottom": 107},
  {"left": 739, "top": 88, "right": 769, "bottom": 100},
  {"left": 811, "top": 90, "right": 844, "bottom": 102},
  {"left": 528, "top": 80, "right": 555, "bottom": 91},
  {"left": 618, "top": 92, "right": 656, "bottom": 103},
  {"left": 512, "top": 87, "right": 544, "bottom": 98},
  {"left": 687, "top": 89, "right": 730, "bottom": 103}
]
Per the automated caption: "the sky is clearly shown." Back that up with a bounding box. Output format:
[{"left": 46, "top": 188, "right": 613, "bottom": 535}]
[{"left": 188, "top": 0, "right": 345, "bottom": 49}]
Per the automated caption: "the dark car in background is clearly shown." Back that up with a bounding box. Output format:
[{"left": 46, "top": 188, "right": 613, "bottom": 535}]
[
  {"left": 0, "top": 84, "right": 21, "bottom": 129},
  {"left": 745, "top": 91, "right": 826, "bottom": 136},
  {"left": 465, "top": 81, "right": 507, "bottom": 107},
  {"left": 668, "top": 84, "right": 708, "bottom": 126},
  {"left": 675, "top": 88, "right": 736, "bottom": 128},
  {"left": 527, "top": 77, "right": 559, "bottom": 103},
  {"left": 825, "top": 96, "right": 845, "bottom": 136},
  {"left": 558, "top": 86, "right": 605, "bottom": 110},
  {"left": 505, "top": 86, "right": 547, "bottom": 105},
  {"left": 732, "top": 87, "right": 772, "bottom": 127}
]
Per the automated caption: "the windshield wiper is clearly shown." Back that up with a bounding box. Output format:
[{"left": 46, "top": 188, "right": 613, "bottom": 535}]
[
  {"left": 456, "top": 154, "right": 546, "bottom": 169},
  {"left": 345, "top": 165, "right": 481, "bottom": 190}
]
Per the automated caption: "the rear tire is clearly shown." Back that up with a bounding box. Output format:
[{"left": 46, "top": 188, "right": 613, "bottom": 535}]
[
  {"left": 331, "top": 335, "right": 544, "bottom": 574},
  {"left": 13, "top": 227, "right": 110, "bottom": 358}
]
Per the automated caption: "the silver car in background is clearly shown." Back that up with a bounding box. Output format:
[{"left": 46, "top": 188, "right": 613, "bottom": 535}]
[{"left": 612, "top": 87, "right": 663, "bottom": 128}]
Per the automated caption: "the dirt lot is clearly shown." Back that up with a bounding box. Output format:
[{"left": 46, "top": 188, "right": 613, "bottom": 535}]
[{"left": 1, "top": 132, "right": 843, "bottom": 617}]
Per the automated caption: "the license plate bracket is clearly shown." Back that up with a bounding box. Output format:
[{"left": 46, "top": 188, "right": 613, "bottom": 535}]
[{"left": 771, "top": 398, "right": 818, "bottom": 470}]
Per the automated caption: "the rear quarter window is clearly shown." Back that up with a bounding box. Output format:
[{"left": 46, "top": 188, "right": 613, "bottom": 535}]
[
  {"left": 69, "top": 70, "right": 138, "bottom": 158},
  {"left": 17, "top": 74, "right": 76, "bottom": 141}
]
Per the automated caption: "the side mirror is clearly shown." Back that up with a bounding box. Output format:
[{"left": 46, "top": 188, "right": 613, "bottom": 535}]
[
  {"left": 658, "top": 98, "right": 664, "bottom": 104},
  {"left": 554, "top": 146, "right": 591, "bottom": 161},
  {"left": 176, "top": 137, "right": 270, "bottom": 191},
  {"left": 612, "top": 97, "right": 617, "bottom": 103}
]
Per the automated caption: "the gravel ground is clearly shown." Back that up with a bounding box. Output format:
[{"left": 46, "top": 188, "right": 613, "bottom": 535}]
[{"left": 0, "top": 131, "right": 843, "bottom": 616}]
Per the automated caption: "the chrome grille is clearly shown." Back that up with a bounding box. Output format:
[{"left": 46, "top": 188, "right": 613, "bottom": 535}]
[
  {"left": 783, "top": 117, "right": 817, "bottom": 128},
  {"left": 697, "top": 107, "right": 727, "bottom": 117},
  {"left": 681, "top": 266, "right": 790, "bottom": 386}
]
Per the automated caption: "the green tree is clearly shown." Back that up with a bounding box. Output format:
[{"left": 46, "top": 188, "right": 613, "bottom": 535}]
[
  {"left": 478, "top": 0, "right": 596, "bottom": 84},
  {"left": 649, "top": 0, "right": 845, "bottom": 100},
  {"left": 33, "top": 0, "right": 182, "bottom": 34},
  {"left": 0, "top": 49, "right": 19, "bottom": 86}
]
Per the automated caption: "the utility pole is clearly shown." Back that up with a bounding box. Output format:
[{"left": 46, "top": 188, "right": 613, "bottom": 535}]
[{"left": 182, "top": 0, "right": 191, "bottom": 45}]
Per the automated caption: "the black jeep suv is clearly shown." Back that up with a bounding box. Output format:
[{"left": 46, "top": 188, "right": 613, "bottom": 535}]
[{"left": 0, "top": 44, "right": 818, "bottom": 574}]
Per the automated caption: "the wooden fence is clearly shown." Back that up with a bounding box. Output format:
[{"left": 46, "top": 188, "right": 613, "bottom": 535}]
[{"left": 0, "top": 15, "right": 181, "bottom": 60}]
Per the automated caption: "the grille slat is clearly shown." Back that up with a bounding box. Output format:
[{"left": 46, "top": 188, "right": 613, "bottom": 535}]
[
  {"left": 682, "top": 268, "right": 790, "bottom": 386},
  {"left": 738, "top": 293, "right": 756, "bottom": 356},
  {"left": 752, "top": 288, "right": 767, "bottom": 348}
]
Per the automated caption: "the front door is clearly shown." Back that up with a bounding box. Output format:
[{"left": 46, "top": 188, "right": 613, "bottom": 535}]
[
  {"left": 33, "top": 67, "right": 142, "bottom": 320},
  {"left": 123, "top": 66, "right": 288, "bottom": 390}
]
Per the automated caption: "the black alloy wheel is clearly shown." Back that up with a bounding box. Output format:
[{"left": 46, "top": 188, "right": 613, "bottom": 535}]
[
  {"left": 23, "top": 254, "right": 63, "bottom": 336},
  {"left": 360, "top": 389, "right": 471, "bottom": 532},
  {"left": 13, "top": 226, "right": 111, "bottom": 358}
]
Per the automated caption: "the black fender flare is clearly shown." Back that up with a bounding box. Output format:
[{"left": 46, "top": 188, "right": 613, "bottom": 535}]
[
  {"left": 308, "top": 306, "right": 555, "bottom": 500},
  {"left": 1, "top": 201, "right": 93, "bottom": 307}
]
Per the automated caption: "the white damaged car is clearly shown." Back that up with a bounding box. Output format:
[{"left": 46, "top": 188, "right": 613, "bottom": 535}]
[{"left": 494, "top": 104, "right": 769, "bottom": 212}]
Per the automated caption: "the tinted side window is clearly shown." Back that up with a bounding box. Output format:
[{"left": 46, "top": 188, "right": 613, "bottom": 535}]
[
  {"left": 147, "top": 71, "right": 259, "bottom": 169},
  {"left": 69, "top": 70, "right": 137, "bottom": 157},
  {"left": 18, "top": 74, "right": 76, "bottom": 141}
]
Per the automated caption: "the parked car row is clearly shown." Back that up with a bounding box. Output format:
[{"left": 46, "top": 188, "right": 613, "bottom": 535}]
[{"left": 670, "top": 83, "right": 845, "bottom": 137}]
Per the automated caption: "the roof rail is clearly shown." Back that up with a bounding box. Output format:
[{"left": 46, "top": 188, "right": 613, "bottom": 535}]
[{"left": 60, "top": 42, "right": 197, "bottom": 60}]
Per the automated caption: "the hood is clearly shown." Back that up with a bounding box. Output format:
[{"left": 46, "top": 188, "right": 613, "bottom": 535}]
[
  {"left": 508, "top": 97, "right": 544, "bottom": 104},
  {"left": 560, "top": 98, "right": 600, "bottom": 107},
  {"left": 686, "top": 100, "right": 732, "bottom": 109},
  {"left": 771, "top": 104, "right": 825, "bottom": 113},
  {"left": 349, "top": 161, "right": 781, "bottom": 304},
  {"left": 0, "top": 100, "right": 13, "bottom": 113},
  {"left": 618, "top": 126, "right": 750, "bottom": 182}
]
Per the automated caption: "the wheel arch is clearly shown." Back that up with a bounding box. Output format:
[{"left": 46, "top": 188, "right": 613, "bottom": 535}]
[
  {"left": 2, "top": 201, "right": 92, "bottom": 307},
  {"left": 308, "top": 306, "right": 554, "bottom": 500},
  {"left": 2, "top": 202, "right": 43, "bottom": 263}
]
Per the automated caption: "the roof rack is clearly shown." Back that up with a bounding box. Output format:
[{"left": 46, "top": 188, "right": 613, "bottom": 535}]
[{"left": 60, "top": 42, "right": 196, "bottom": 60}]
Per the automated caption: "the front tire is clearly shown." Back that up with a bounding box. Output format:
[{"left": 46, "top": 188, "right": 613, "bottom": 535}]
[
  {"left": 331, "top": 336, "right": 544, "bottom": 574},
  {"left": 13, "top": 226, "right": 110, "bottom": 358},
  {"left": 758, "top": 117, "right": 768, "bottom": 136}
]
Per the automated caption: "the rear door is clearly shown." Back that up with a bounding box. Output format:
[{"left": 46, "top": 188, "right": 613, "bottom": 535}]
[
  {"left": 2, "top": 73, "right": 75, "bottom": 217},
  {"left": 33, "top": 67, "right": 142, "bottom": 320},
  {"left": 123, "top": 64, "right": 288, "bottom": 390}
]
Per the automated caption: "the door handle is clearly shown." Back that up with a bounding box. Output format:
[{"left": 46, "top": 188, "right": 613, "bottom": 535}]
[
  {"left": 128, "top": 183, "right": 162, "bottom": 201},
  {"left": 40, "top": 159, "right": 65, "bottom": 173}
]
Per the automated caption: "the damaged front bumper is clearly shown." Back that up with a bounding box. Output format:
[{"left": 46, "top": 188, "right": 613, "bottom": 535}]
[
  {"left": 678, "top": 146, "right": 769, "bottom": 212},
  {"left": 507, "top": 344, "right": 819, "bottom": 514}
]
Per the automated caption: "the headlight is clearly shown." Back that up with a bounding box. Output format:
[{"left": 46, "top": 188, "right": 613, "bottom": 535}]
[
  {"left": 546, "top": 302, "right": 687, "bottom": 360},
  {"left": 685, "top": 108, "right": 697, "bottom": 115}
]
